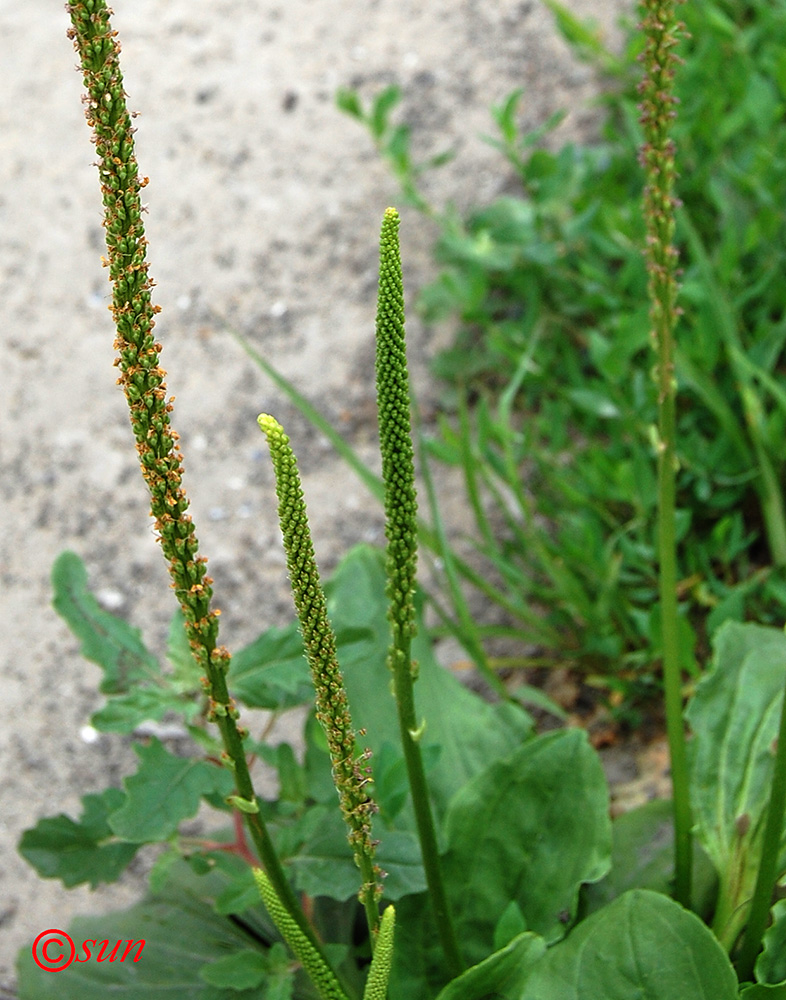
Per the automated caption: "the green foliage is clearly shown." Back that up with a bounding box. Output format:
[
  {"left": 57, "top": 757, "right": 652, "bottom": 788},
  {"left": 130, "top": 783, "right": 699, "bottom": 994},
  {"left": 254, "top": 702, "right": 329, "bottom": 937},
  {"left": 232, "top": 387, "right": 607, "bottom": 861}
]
[
  {"left": 18, "top": 3, "right": 786, "bottom": 998},
  {"left": 520, "top": 890, "right": 739, "bottom": 1000},
  {"left": 17, "top": 788, "right": 138, "bottom": 889},
  {"left": 338, "top": 0, "right": 786, "bottom": 699},
  {"left": 442, "top": 729, "right": 610, "bottom": 961},
  {"left": 686, "top": 622, "right": 786, "bottom": 950}
]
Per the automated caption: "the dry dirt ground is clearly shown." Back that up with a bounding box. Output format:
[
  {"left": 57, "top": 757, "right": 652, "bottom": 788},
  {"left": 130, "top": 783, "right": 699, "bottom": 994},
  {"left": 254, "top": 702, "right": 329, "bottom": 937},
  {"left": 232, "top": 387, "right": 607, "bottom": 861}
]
[{"left": 1, "top": 1, "right": 631, "bottom": 992}]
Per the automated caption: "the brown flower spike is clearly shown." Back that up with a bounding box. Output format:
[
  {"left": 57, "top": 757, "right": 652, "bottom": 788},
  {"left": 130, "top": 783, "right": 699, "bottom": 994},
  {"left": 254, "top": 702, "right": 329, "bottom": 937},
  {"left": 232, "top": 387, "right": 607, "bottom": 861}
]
[{"left": 66, "top": 1, "right": 221, "bottom": 670}]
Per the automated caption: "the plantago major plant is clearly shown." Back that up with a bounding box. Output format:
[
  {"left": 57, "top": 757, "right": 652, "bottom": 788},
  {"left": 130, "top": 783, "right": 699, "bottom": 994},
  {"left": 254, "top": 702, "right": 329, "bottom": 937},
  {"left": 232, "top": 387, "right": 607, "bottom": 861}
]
[{"left": 14, "top": 2, "right": 786, "bottom": 997}]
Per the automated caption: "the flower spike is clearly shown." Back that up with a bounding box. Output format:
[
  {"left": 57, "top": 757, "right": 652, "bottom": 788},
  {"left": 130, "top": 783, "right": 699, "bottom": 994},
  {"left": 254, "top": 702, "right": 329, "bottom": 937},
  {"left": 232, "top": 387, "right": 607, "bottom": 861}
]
[{"left": 257, "top": 413, "right": 382, "bottom": 931}]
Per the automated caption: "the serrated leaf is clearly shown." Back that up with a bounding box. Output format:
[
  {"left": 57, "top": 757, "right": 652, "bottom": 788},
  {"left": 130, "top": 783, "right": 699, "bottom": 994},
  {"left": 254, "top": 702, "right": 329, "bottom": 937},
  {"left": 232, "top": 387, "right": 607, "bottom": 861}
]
[
  {"left": 109, "top": 738, "right": 234, "bottom": 842},
  {"left": 757, "top": 898, "right": 786, "bottom": 986},
  {"left": 521, "top": 890, "right": 737, "bottom": 1000},
  {"left": 18, "top": 787, "right": 138, "bottom": 888},
  {"left": 91, "top": 686, "right": 199, "bottom": 734},
  {"left": 52, "top": 551, "right": 159, "bottom": 694}
]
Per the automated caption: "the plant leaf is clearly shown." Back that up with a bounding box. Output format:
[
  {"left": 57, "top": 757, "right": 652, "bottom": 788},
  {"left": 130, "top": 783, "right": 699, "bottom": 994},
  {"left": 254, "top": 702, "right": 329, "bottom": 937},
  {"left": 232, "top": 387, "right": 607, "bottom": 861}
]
[
  {"left": 52, "top": 551, "right": 159, "bottom": 694},
  {"left": 199, "top": 947, "right": 293, "bottom": 993},
  {"left": 433, "top": 932, "right": 545, "bottom": 1000},
  {"left": 16, "top": 867, "right": 271, "bottom": 1000},
  {"left": 521, "top": 890, "right": 737, "bottom": 1000},
  {"left": 18, "top": 787, "right": 138, "bottom": 888},
  {"left": 442, "top": 728, "right": 611, "bottom": 964},
  {"left": 581, "top": 798, "right": 717, "bottom": 919},
  {"left": 109, "top": 738, "right": 234, "bottom": 842},
  {"left": 685, "top": 621, "right": 786, "bottom": 945},
  {"left": 90, "top": 686, "right": 199, "bottom": 734},
  {"left": 289, "top": 809, "right": 427, "bottom": 902},
  {"left": 756, "top": 898, "right": 786, "bottom": 987},
  {"left": 229, "top": 621, "right": 313, "bottom": 709}
]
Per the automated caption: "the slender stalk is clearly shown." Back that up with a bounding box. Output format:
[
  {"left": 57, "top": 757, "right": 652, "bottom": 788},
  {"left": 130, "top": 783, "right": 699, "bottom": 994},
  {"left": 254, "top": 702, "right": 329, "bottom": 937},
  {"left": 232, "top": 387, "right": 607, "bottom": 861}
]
[
  {"left": 65, "top": 0, "right": 326, "bottom": 961},
  {"left": 637, "top": 0, "right": 692, "bottom": 906},
  {"left": 735, "top": 682, "right": 786, "bottom": 979},
  {"left": 375, "top": 208, "right": 464, "bottom": 977}
]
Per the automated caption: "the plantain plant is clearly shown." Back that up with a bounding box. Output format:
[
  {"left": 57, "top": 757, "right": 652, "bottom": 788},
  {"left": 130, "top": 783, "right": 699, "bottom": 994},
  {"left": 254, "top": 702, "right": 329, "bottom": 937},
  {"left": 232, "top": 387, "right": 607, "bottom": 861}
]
[{"left": 14, "top": 2, "right": 786, "bottom": 997}]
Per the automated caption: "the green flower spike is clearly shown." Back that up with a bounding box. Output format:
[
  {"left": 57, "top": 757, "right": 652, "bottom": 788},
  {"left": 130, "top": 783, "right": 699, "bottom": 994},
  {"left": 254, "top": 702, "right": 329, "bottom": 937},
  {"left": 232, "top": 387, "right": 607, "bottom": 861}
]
[
  {"left": 254, "top": 869, "right": 350, "bottom": 1000},
  {"left": 376, "top": 208, "right": 418, "bottom": 673},
  {"left": 257, "top": 414, "right": 382, "bottom": 933},
  {"left": 374, "top": 208, "right": 463, "bottom": 977},
  {"left": 363, "top": 905, "right": 396, "bottom": 1000}
]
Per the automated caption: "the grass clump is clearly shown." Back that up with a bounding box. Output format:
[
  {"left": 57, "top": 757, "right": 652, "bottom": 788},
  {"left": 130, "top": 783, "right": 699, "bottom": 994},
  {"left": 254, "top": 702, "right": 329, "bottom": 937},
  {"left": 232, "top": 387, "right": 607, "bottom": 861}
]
[{"left": 340, "top": 0, "right": 786, "bottom": 711}]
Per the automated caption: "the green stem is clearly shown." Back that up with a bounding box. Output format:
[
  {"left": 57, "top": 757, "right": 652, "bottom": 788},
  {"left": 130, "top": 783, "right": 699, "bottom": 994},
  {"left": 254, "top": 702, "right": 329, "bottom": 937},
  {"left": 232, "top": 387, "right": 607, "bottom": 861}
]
[
  {"left": 638, "top": 0, "right": 692, "bottom": 907},
  {"left": 735, "top": 678, "right": 786, "bottom": 979},
  {"left": 657, "top": 391, "right": 693, "bottom": 909},
  {"left": 375, "top": 208, "right": 464, "bottom": 977}
]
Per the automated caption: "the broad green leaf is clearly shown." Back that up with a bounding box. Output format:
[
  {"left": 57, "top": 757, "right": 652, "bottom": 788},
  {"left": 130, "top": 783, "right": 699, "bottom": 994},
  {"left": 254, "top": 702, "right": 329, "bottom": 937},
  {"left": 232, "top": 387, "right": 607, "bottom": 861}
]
[
  {"left": 229, "top": 621, "right": 313, "bottom": 709},
  {"left": 685, "top": 621, "right": 786, "bottom": 945},
  {"left": 443, "top": 729, "right": 611, "bottom": 964},
  {"left": 756, "top": 898, "right": 786, "bottom": 986},
  {"left": 18, "top": 788, "right": 138, "bottom": 888},
  {"left": 325, "top": 545, "right": 532, "bottom": 819},
  {"left": 109, "top": 738, "right": 234, "bottom": 842},
  {"left": 52, "top": 551, "right": 159, "bottom": 693},
  {"left": 199, "top": 949, "right": 268, "bottom": 989},
  {"left": 521, "top": 890, "right": 738, "bottom": 1000},
  {"left": 741, "top": 987, "right": 786, "bottom": 999},
  {"left": 433, "top": 932, "right": 545, "bottom": 1000},
  {"left": 581, "top": 799, "right": 717, "bottom": 919},
  {"left": 289, "top": 808, "right": 427, "bottom": 902},
  {"left": 16, "top": 869, "right": 270, "bottom": 1000}
]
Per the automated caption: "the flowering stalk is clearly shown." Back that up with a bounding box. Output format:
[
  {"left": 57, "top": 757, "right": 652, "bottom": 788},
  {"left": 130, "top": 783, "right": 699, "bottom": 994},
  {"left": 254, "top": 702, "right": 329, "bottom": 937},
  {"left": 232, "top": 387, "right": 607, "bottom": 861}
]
[
  {"left": 257, "top": 414, "right": 382, "bottom": 937},
  {"left": 65, "top": 0, "right": 323, "bottom": 957},
  {"left": 363, "top": 905, "right": 396, "bottom": 1000},
  {"left": 254, "top": 869, "right": 350, "bottom": 1000},
  {"left": 375, "top": 208, "right": 463, "bottom": 976},
  {"left": 638, "top": 0, "right": 691, "bottom": 907}
]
